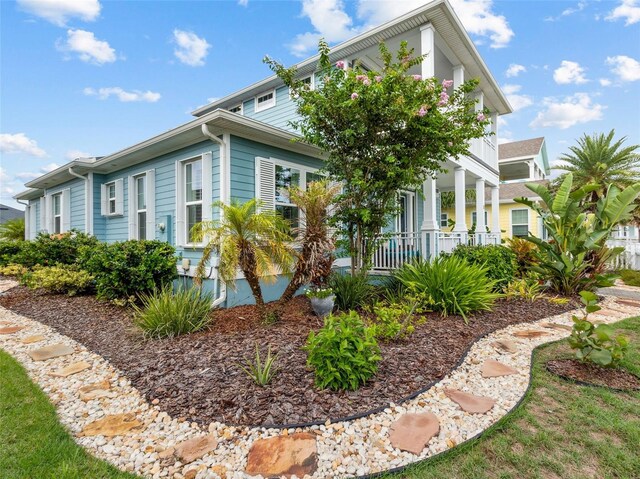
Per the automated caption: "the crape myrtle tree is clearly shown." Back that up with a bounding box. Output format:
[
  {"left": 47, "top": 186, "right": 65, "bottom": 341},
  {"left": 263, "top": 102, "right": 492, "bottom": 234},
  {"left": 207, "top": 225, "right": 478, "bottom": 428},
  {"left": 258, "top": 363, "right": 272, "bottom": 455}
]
[{"left": 265, "top": 40, "right": 491, "bottom": 275}]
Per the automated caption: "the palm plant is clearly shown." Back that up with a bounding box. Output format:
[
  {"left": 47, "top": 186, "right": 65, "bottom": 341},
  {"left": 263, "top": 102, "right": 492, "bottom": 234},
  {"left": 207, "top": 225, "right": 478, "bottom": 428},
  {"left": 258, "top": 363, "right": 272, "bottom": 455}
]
[
  {"left": 554, "top": 130, "right": 640, "bottom": 204},
  {"left": 280, "top": 180, "right": 339, "bottom": 302},
  {"left": 516, "top": 174, "right": 640, "bottom": 294},
  {"left": 0, "top": 218, "right": 25, "bottom": 241},
  {"left": 194, "top": 199, "right": 295, "bottom": 316}
]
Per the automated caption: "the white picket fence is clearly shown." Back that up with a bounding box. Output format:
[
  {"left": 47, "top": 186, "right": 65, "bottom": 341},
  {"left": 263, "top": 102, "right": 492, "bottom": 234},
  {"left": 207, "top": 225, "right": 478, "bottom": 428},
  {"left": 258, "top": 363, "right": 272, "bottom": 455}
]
[{"left": 607, "top": 239, "right": 640, "bottom": 270}]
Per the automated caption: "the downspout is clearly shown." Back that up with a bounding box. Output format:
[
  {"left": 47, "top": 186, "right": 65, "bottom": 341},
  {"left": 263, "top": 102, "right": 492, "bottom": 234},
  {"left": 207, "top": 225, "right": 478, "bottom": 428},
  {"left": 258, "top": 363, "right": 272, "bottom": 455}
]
[
  {"left": 68, "top": 167, "right": 91, "bottom": 235},
  {"left": 201, "top": 123, "right": 228, "bottom": 308},
  {"left": 16, "top": 199, "right": 29, "bottom": 240}
]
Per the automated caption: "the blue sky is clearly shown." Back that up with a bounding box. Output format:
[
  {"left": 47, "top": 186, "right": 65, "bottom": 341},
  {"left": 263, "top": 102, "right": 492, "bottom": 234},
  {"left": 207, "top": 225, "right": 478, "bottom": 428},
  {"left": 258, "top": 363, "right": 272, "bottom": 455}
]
[{"left": 1, "top": 0, "right": 639, "bottom": 208}]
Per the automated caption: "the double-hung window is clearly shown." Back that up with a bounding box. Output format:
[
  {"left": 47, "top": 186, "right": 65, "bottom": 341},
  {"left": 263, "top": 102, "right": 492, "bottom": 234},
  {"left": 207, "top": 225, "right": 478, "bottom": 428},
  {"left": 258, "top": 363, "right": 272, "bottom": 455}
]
[
  {"left": 52, "top": 193, "right": 62, "bottom": 234},
  {"left": 107, "top": 182, "right": 116, "bottom": 214},
  {"left": 275, "top": 165, "right": 301, "bottom": 229},
  {"left": 440, "top": 213, "right": 449, "bottom": 228},
  {"left": 136, "top": 175, "right": 147, "bottom": 240},
  {"left": 511, "top": 208, "right": 529, "bottom": 238},
  {"left": 185, "top": 159, "right": 203, "bottom": 243}
]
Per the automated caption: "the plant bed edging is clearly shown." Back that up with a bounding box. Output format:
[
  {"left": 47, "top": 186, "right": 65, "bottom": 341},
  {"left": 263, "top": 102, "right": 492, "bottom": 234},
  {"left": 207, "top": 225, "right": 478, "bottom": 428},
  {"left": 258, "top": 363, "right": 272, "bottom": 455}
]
[
  {"left": 1, "top": 277, "right": 638, "bottom": 479},
  {"left": 545, "top": 359, "right": 640, "bottom": 392}
]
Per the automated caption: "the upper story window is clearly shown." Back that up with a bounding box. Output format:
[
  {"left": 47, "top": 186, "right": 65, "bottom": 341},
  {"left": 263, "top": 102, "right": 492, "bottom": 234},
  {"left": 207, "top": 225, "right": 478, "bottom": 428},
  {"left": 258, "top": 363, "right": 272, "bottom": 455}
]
[
  {"left": 290, "top": 75, "right": 314, "bottom": 98},
  {"left": 52, "top": 193, "right": 62, "bottom": 234},
  {"left": 185, "top": 159, "right": 203, "bottom": 244},
  {"left": 229, "top": 104, "right": 243, "bottom": 114},
  {"left": 108, "top": 183, "right": 116, "bottom": 214},
  {"left": 255, "top": 90, "right": 276, "bottom": 112}
]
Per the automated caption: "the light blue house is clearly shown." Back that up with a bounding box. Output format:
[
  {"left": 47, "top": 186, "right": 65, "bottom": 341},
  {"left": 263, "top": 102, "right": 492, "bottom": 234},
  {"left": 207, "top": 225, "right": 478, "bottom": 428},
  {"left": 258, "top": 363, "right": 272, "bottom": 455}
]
[{"left": 15, "top": 0, "right": 512, "bottom": 307}]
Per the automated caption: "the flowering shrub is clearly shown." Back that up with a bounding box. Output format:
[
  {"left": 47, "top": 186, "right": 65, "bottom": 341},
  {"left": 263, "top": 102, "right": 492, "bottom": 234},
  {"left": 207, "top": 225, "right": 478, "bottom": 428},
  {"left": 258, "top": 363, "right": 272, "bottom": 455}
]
[{"left": 305, "top": 287, "right": 334, "bottom": 300}]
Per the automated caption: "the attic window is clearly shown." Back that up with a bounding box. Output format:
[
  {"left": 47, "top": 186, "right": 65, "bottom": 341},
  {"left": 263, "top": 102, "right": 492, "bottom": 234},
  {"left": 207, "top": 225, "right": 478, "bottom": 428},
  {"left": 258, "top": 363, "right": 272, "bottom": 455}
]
[
  {"left": 229, "top": 104, "right": 243, "bottom": 114},
  {"left": 255, "top": 90, "right": 276, "bottom": 112}
]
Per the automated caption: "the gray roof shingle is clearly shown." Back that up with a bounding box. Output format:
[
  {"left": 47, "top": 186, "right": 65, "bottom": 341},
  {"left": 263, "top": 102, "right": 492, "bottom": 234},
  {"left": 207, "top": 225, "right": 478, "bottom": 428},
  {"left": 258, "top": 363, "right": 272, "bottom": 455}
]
[{"left": 499, "top": 137, "right": 545, "bottom": 160}]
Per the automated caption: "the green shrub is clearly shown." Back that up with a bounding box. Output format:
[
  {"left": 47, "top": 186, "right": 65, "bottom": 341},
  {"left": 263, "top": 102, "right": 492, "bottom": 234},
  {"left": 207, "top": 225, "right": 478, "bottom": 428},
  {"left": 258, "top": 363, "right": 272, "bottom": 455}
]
[
  {"left": 79, "top": 240, "right": 176, "bottom": 301},
  {"left": 369, "top": 296, "right": 429, "bottom": 341},
  {"left": 506, "top": 237, "right": 539, "bottom": 276},
  {"left": 569, "top": 291, "right": 629, "bottom": 367},
  {"left": 14, "top": 231, "right": 99, "bottom": 268},
  {"left": 24, "top": 265, "right": 94, "bottom": 296},
  {"left": 240, "top": 344, "right": 279, "bottom": 386},
  {"left": 0, "top": 263, "right": 28, "bottom": 278},
  {"left": 618, "top": 269, "right": 640, "bottom": 287},
  {"left": 449, "top": 244, "right": 517, "bottom": 292},
  {"left": 304, "top": 311, "right": 381, "bottom": 391},
  {"left": 504, "top": 277, "right": 543, "bottom": 302},
  {"left": 0, "top": 241, "right": 24, "bottom": 267},
  {"left": 328, "top": 272, "right": 375, "bottom": 311},
  {"left": 392, "top": 256, "right": 501, "bottom": 323},
  {"left": 133, "top": 286, "right": 213, "bottom": 338}
]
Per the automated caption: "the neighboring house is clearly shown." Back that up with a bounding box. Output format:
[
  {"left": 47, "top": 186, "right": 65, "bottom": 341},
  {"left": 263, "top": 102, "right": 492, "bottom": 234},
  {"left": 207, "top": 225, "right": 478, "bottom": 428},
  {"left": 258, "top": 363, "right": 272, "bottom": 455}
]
[
  {"left": 0, "top": 203, "right": 24, "bottom": 224},
  {"left": 14, "top": 0, "right": 512, "bottom": 306},
  {"left": 499, "top": 137, "right": 549, "bottom": 182}
]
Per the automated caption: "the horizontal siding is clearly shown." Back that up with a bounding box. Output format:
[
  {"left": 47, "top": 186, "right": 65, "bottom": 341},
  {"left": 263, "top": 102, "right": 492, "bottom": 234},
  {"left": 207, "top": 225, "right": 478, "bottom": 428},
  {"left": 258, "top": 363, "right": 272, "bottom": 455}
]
[
  {"left": 29, "top": 198, "right": 41, "bottom": 233},
  {"left": 92, "top": 174, "right": 106, "bottom": 240},
  {"left": 443, "top": 202, "right": 542, "bottom": 239},
  {"left": 242, "top": 85, "right": 301, "bottom": 133}
]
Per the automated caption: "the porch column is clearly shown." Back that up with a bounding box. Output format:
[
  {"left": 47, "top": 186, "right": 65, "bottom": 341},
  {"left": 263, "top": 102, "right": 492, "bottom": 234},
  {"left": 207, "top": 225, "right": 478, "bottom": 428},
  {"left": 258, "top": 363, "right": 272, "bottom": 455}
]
[
  {"left": 491, "top": 186, "right": 501, "bottom": 235},
  {"left": 475, "top": 177, "right": 486, "bottom": 244},
  {"left": 421, "top": 176, "right": 439, "bottom": 259},
  {"left": 453, "top": 167, "right": 467, "bottom": 236},
  {"left": 420, "top": 23, "right": 435, "bottom": 79},
  {"left": 453, "top": 64, "right": 465, "bottom": 88},
  {"left": 528, "top": 160, "right": 535, "bottom": 180},
  {"left": 490, "top": 112, "right": 498, "bottom": 168}
]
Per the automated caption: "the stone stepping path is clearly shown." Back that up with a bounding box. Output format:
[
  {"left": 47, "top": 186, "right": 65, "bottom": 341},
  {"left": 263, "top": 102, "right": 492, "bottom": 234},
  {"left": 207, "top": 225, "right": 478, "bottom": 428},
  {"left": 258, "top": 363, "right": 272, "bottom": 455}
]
[
  {"left": 49, "top": 361, "right": 91, "bottom": 377},
  {"left": 20, "top": 334, "right": 46, "bottom": 344},
  {"left": 28, "top": 343, "right": 75, "bottom": 361},
  {"left": 444, "top": 389, "right": 495, "bottom": 414},
  {"left": 389, "top": 412, "right": 440, "bottom": 455},
  {"left": 481, "top": 359, "right": 519, "bottom": 378},
  {"left": 512, "top": 329, "right": 549, "bottom": 339},
  {"left": 1, "top": 277, "right": 637, "bottom": 479},
  {"left": 246, "top": 432, "right": 318, "bottom": 477},
  {"left": 0, "top": 325, "right": 25, "bottom": 335}
]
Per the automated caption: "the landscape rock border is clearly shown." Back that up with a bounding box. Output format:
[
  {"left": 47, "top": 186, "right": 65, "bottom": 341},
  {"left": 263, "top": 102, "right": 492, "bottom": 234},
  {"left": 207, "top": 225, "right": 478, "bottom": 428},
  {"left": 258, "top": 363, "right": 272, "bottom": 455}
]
[{"left": 1, "top": 277, "right": 637, "bottom": 479}]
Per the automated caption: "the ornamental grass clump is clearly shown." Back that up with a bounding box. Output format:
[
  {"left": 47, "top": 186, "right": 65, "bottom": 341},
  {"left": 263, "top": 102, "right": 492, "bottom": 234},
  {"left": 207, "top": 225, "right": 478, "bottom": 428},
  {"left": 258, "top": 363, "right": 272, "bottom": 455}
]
[
  {"left": 304, "top": 311, "right": 381, "bottom": 391},
  {"left": 393, "top": 256, "right": 500, "bottom": 323},
  {"left": 328, "top": 272, "right": 376, "bottom": 311},
  {"left": 133, "top": 286, "right": 213, "bottom": 339},
  {"left": 240, "top": 344, "right": 279, "bottom": 386}
]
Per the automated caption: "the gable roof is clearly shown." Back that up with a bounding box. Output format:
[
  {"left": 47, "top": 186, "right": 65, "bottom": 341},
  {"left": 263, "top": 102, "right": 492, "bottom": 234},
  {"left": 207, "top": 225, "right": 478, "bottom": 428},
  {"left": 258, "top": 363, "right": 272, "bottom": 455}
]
[
  {"left": 486, "top": 180, "right": 548, "bottom": 201},
  {"left": 0, "top": 203, "right": 24, "bottom": 223},
  {"left": 499, "top": 137, "right": 545, "bottom": 160},
  {"left": 191, "top": 0, "right": 512, "bottom": 118}
]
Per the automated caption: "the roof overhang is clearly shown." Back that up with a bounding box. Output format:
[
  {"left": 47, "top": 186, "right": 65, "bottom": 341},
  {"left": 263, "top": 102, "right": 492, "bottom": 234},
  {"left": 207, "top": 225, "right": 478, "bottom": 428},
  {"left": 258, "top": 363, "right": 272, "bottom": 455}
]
[
  {"left": 14, "top": 188, "right": 44, "bottom": 201},
  {"left": 192, "top": 0, "right": 512, "bottom": 117}
]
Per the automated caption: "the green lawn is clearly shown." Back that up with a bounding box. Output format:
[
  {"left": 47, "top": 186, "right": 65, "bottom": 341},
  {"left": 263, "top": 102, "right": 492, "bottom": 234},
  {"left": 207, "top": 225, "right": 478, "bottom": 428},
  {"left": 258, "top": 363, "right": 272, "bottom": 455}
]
[
  {"left": 1, "top": 318, "right": 639, "bottom": 479},
  {"left": 0, "top": 349, "right": 138, "bottom": 479}
]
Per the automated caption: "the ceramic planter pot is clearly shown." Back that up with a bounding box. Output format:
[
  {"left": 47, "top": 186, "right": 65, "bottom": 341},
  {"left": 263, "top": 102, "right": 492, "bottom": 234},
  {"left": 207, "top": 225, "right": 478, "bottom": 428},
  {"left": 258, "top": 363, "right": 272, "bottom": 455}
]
[{"left": 310, "top": 295, "right": 335, "bottom": 318}]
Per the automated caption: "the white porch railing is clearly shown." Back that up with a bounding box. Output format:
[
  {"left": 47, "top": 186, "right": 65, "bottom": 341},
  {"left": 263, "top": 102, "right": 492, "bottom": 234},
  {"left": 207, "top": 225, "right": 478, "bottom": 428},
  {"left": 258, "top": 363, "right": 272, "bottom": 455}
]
[
  {"left": 438, "top": 231, "right": 466, "bottom": 253},
  {"left": 370, "top": 231, "right": 421, "bottom": 270},
  {"left": 607, "top": 239, "right": 640, "bottom": 270}
]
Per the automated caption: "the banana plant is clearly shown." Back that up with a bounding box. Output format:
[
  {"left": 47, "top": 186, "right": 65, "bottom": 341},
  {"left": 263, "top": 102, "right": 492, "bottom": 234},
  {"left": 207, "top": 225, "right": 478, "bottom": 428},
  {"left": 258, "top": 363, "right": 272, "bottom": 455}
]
[{"left": 515, "top": 174, "right": 640, "bottom": 294}]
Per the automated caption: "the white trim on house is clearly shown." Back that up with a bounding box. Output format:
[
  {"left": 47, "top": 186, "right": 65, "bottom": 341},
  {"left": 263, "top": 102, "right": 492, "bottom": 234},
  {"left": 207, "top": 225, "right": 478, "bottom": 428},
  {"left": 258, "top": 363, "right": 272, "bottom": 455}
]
[
  {"left": 101, "top": 179, "right": 124, "bottom": 217},
  {"left": 254, "top": 89, "right": 276, "bottom": 112},
  {"left": 175, "top": 153, "right": 213, "bottom": 248},
  {"left": 509, "top": 207, "right": 530, "bottom": 238}
]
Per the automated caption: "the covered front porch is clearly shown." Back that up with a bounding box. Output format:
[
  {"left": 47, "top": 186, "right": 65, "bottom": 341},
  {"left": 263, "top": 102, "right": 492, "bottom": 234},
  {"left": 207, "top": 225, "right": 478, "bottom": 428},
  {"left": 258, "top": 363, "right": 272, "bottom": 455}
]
[{"left": 370, "top": 156, "right": 501, "bottom": 271}]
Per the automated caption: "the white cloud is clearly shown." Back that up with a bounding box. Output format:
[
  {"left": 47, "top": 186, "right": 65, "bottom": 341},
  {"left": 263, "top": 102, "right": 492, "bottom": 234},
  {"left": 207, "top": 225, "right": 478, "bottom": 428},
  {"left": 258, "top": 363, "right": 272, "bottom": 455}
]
[
  {"left": 238, "top": 0, "right": 248, "bottom": 5},
  {"left": 83, "top": 87, "right": 161, "bottom": 102},
  {"left": 505, "top": 63, "right": 526, "bottom": 77},
  {"left": 17, "top": 0, "right": 101, "bottom": 26},
  {"left": 606, "top": 0, "right": 640, "bottom": 25},
  {"left": 289, "top": 0, "right": 514, "bottom": 57},
  {"left": 0, "top": 167, "right": 19, "bottom": 200},
  {"left": 501, "top": 84, "right": 533, "bottom": 112},
  {"left": 41, "top": 162, "right": 62, "bottom": 173},
  {"left": 66, "top": 149, "right": 92, "bottom": 160},
  {"left": 553, "top": 60, "right": 588, "bottom": 84},
  {"left": 545, "top": 0, "right": 587, "bottom": 21},
  {"left": 173, "top": 29, "right": 211, "bottom": 66},
  {"left": 14, "top": 171, "right": 42, "bottom": 181},
  {"left": 58, "top": 29, "right": 117, "bottom": 65},
  {"left": 0, "top": 133, "right": 47, "bottom": 157},
  {"left": 599, "top": 78, "right": 612, "bottom": 86},
  {"left": 530, "top": 93, "right": 605, "bottom": 130},
  {"left": 606, "top": 55, "right": 640, "bottom": 82}
]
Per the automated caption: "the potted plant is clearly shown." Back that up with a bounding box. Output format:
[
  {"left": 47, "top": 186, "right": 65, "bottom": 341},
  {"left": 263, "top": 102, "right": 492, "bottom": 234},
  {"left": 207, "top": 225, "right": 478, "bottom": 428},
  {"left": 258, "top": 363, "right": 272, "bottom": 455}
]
[{"left": 306, "top": 286, "right": 335, "bottom": 318}]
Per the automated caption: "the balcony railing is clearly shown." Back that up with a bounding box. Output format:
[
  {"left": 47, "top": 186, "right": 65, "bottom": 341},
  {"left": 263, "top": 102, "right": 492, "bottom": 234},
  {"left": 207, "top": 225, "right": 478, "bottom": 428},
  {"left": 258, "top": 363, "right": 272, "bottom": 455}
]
[{"left": 370, "top": 231, "right": 421, "bottom": 271}]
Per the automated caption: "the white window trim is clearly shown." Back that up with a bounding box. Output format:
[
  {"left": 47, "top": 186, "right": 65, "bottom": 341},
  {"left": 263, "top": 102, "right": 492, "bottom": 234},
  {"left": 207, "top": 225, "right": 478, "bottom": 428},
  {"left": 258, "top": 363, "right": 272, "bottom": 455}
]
[
  {"left": 127, "top": 171, "right": 155, "bottom": 240},
  {"left": 229, "top": 103, "right": 243, "bottom": 115},
  {"left": 176, "top": 153, "right": 212, "bottom": 248},
  {"left": 52, "top": 193, "right": 62, "bottom": 234},
  {"left": 101, "top": 179, "right": 124, "bottom": 217},
  {"left": 395, "top": 191, "right": 416, "bottom": 234},
  {"left": 255, "top": 89, "right": 276, "bottom": 113},
  {"left": 256, "top": 156, "right": 320, "bottom": 211},
  {"left": 471, "top": 210, "right": 489, "bottom": 226},
  {"left": 440, "top": 212, "right": 449, "bottom": 228},
  {"left": 510, "top": 207, "right": 530, "bottom": 237},
  {"left": 289, "top": 74, "right": 315, "bottom": 98}
]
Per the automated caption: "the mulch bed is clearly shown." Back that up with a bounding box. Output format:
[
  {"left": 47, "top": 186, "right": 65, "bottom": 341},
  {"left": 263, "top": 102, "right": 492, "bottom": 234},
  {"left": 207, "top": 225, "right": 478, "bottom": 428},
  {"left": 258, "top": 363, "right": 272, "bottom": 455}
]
[
  {"left": 546, "top": 359, "right": 640, "bottom": 391},
  {"left": 0, "top": 285, "right": 574, "bottom": 427}
]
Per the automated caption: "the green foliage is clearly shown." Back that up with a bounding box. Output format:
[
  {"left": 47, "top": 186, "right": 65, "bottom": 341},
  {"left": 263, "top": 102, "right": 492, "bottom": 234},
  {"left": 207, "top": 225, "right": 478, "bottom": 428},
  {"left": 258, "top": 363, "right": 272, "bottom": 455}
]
[
  {"left": 369, "top": 297, "right": 428, "bottom": 341},
  {"left": 0, "top": 218, "right": 25, "bottom": 241},
  {"left": 0, "top": 263, "right": 28, "bottom": 278},
  {"left": 449, "top": 244, "right": 517, "bottom": 291},
  {"left": 568, "top": 291, "right": 629, "bottom": 367},
  {"left": 516, "top": 174, "right": 640, "bottom": 294},
  {"left": 328, "top": 272, "right": 376, "bottom": 311},
  {"left": 0, "top": 241, "right": 24, "bottom": 267},
  {"left": 13, "top": 231, "right": 99, "bottom": 268},
  {"left": 506, "top": 237, "right": 539, "bottom": 276},
  {"left": 392, "top": 256, "right": 501, "bottom": 323},
  {"left": 504, "top": 277, "right": 543, "bottom": 302},
  {"left": 305, "top": 287, "right": 334, "bottom": 299},
  {"left": 266, "top": 40, "right": 490, "bottom": 273},
  {"left": 239, "top": 344, "right": 279, "bottom": 386},
  {"left": 618, "top": 269, "right": 640, "bottom": 287},
  {"left": 23, "top": 265, "right": 94, "bottom": 296},
  {"left": 79, "top": 240, "right": 176, "bottom": 301},
  {"left": 304, "top": 311, "right": 381, "bottom": 391},
  {"left": 132, "top": 286, "right": 213, "bottom": 339}
]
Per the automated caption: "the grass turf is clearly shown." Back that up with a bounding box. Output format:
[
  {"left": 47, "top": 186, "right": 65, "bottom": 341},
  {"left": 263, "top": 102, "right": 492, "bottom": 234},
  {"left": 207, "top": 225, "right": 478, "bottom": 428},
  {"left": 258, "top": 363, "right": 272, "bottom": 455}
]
[
  {"left": 1, "top": 318, "right": 638, "bottom": 479},
  {"left": 0, "top": 349, "right": 137, "bottom": 479}
]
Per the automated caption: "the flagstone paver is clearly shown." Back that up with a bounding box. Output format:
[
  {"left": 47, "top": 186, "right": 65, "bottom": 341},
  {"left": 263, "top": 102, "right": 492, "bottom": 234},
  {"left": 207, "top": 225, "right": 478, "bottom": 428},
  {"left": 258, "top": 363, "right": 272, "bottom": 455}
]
[
  {"left": 389, "top": 412, "right": 440, "bottom": 454},
  {"left": 512, "top": 330, "right": 549, "bottom": 339},
  {"left": 20, "top": 334, "right": 46, "bottom": 344},
  {"left": 28, "top": 343, "right": 75, "bottom": 361},
  {"left": 481, "top": 359, "right": 519, "bottom": 378},
  {"left": 78, "top": 379, "right": 114, "bottom": 401},
  {"left": 444, "top": 389, "right": 496, "bottom": 414},
  {"left": 539, "top": 322, "right": 573, "bottom": 332},
  {"left": 246, "top": 432, "right": 318, "bottom": 478},
  {"left": 0, "top": 325, "right": 25, "bottom": 335},
  {"left": 492, "top": 339, "right": 519, "bottom": 354},
  {"left": 79, "top": 413, "right": 143, "bottom": 437},
  {"left": 49, "top": 361, "right": 91, "bottom": 377},
  {"left": 173, "top": 434, "right": 219, "bottom": 463}
]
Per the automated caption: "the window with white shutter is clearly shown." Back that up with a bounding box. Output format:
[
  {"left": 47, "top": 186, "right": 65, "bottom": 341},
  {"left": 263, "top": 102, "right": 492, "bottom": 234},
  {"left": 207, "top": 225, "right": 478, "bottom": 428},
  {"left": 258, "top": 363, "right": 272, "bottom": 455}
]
[{"left": 101, "top": 179, "right": 124, "bottom": 217}]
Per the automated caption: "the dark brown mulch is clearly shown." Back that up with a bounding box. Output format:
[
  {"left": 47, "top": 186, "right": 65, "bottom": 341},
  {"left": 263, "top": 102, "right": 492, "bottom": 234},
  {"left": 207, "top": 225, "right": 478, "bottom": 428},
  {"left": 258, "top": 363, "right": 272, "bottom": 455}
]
[
  {"left": 0, "top": 286, "right": 574, "bottom": 427},
  {"left": 546, "top": 358, "right": 640, "bottom": 391}
]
